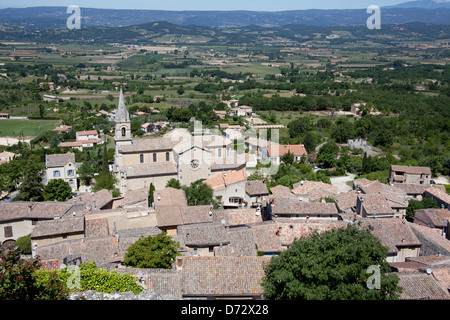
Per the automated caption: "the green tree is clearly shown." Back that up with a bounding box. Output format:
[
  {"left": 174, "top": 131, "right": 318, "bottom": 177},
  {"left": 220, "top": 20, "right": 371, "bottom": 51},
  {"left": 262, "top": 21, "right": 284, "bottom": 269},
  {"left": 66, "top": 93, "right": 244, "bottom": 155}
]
[
  {"left": 0, "top": 247, "right": 68, "bottom": 300},
  {"left": 15, "top": 234, "right": 31, "bottom": 254},
  {"left": 166, "top": 178, "right": 181, "bottom": 189},
  {"left": 148, "top": 182, "right": 155, "bottom": 206},
  {"left": 43, "top": 179, "right": 73, "bottom": 202},
  {"left": 262, "top": 224, "right": 401, "bottom": 300},
  {"left": 303, "top": 131, "right": 317, "bottom": 154},
  {"left": 124, "top": 233, "right": 181, "bottom": 269},
  {"left": 16, "top": 155, "right": 44, "bottom": 202},
  {"left": 92, "top": 172, "right": 118, "bottom": 194},
  {"left": 281, "top": 150, "right": 295, "bottom": 165},
  {"left": 182, "top": 179, "right": 217, "bottom": 207},
  {"left": 36, "top": 262, "right": 142, "bottom": 294}
]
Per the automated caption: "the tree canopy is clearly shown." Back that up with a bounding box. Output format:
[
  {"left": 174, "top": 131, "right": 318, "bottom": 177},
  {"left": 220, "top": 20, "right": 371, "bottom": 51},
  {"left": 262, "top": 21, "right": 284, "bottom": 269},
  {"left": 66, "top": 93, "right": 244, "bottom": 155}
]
[
  {"left": 43, "top": 179, "right": 72, "bottom": 202},
  {"left": 261, "top": 224, "right": 401, "bottom": 300},
  {"left": 124, "top": 233, "right": 181, "bottom": 269}
]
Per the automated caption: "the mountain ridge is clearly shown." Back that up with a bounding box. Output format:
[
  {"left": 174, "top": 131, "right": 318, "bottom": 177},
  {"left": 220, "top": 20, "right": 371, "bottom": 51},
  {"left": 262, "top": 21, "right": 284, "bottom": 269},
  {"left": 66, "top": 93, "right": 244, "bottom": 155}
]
[{"left": 0, "top": 4, "right": 449, "bottom": 29}]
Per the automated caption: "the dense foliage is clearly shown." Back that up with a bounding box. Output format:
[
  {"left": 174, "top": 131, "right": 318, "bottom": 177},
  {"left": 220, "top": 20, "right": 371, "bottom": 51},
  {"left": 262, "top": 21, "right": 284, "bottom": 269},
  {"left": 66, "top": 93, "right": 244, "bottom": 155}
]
[
  {"left": 124, "top": 233, "right": 181, "bottom": 269},
  {"left": 0, "top": 247, "right": 68, "bottom": 300},
  {"left": 35, "top": 262, "right": 143, "bottom": 295},
  {"left": 43, "top": 179, "right": 73, "bottom": 202},
  {"left": 261, "top": 224, "right": 402, "bottom": 300}
]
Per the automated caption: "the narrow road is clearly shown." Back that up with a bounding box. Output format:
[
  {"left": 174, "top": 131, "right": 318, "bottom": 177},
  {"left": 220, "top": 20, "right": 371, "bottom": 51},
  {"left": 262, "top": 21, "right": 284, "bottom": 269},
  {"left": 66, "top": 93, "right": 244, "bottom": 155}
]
[{"left": 330, "top": 173, "right": 356, "bottom": 193}]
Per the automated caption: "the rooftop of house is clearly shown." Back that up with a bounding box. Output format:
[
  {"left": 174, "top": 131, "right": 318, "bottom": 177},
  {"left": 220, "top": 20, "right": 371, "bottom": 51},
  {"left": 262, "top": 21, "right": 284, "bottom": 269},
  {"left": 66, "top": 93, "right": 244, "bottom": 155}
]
[
  {"left": 67, "top": 189, "right": 113, "bottom": 213},
  {"left": 124, "top": 162, "right": 178, "bottom": 178},
  {"left": 156, "top": 205, "right": 183, "bottom": 228},
  {"left": 334, "top": 190, "right": 359, "bottom": 213},
  {"left": 270, "top": 198, "right": 339, "bottom": 216},
  {"left": 45, "top": 152, "right": 76, "bottom": 168},
  {"left": 118, "top": 136, "right": 175, "bottom": 153},
  {"left": 203, "top": 170, "right": 245, "bottom": 191},
  {"left": 408, "top": 222, "right": 450, "bottom": 254},
  {"left": 212, "top": 208, "right": 263, "bottom": 226},
  {"left": 291, "top": 181, "right": 339, "bottom": 201},
  {"left": 0, "top": 201, "right": 83, "bottom": 222},
  {"left": 76, "top": 130, "right": 98, "bottom": 136},
  {"left": 120, "top": 187, "right": 149, "bottom": 208},
  {"left": 396, "top": 272, "right": 450, "bottom": 300},
  {"left": 390, "top": 165, "right": 432, "bottom": 176},
  {"left": 357, "top": 193, "right": 395, "bottom": 215},
  {"left": 245, "top": 180, "right": 269, "bottom": 196},
  {"left": 180, "top": 205, "right": 214, "bottom": 225},
  {"left": 358, "top": 180, "right": 407, "bottom": 197},
  {"left": 414, "top": 208, "right": 450, "bottom": 228},
  {"left": 424, "top": 186, "right": 450, "bottom": 203},
  {"left": 31, "top": 216, "right": 85, "bottom": 238},
  {"left": 269, "top": 185, "right": 298, "bottom": 200},
  {"left": 179, "top": 256, "right": 271, "bottom": 297},
  {"left": 154, "top": 187, "right": 188, "bottom": 208},
  {"left": 177, "top": 223, "right": 229, "bottom": 247},
  {"left": 358, "top": 219, "right": 421, "bottom": 254},
  {"left": 267, "top": 144, "right": 308, "bottom": 157}
]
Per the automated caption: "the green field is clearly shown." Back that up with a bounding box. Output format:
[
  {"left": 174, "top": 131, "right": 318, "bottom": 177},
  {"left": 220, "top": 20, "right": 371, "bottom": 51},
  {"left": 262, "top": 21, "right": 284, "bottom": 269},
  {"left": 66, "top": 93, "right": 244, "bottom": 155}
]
[{"left": 0, "top": 119, "right": 60, "bottom": 137}]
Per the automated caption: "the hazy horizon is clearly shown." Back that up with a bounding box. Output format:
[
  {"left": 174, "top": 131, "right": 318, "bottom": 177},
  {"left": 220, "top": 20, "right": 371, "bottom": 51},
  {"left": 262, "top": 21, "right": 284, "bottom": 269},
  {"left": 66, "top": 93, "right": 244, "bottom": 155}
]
[{"left": 0, "top": 0, "right": 411, "bottom": 11}]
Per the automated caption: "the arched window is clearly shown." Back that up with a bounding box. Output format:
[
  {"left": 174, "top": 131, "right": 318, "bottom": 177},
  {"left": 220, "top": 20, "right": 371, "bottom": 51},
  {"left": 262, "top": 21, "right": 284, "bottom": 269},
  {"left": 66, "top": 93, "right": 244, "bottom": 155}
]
[
  {"left": 153, "top": 153, "right": 157, "bottom": 162},
  {"left": 166, "top": 152, "right": 170, "bottom": 162},
  {"left": 121, "top": 127, "right": 126, "bottom": 137},
  {"left": 140, "top": 154, "right": 144, "bottom": 163}
]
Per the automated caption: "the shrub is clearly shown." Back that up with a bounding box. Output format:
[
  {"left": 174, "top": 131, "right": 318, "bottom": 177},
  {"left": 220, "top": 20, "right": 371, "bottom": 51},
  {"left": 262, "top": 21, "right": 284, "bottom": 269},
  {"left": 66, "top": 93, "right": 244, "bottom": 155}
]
[
  {"left": 0, "top": 246, "right": 68, "bottom": 300},
  {"left": 124, "top": 233, "right": 181, "bottom": 269},
  {"left": 35, "top": 262, "right": 143, "bottom": 294}
]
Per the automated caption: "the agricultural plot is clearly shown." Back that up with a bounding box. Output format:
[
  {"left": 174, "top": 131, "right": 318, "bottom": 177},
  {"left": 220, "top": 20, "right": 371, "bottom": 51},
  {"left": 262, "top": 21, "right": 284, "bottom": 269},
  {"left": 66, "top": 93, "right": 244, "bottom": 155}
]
[{"left": 0, "top": 119, "right": 60, "bottom": 137}]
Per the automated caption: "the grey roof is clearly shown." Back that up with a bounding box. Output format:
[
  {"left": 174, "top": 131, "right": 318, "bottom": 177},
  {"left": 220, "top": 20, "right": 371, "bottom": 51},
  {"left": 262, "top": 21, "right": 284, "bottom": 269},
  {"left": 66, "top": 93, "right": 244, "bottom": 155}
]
[
  {"left": 180, "top": 256, "right": 271, "bottom": 297},
  {"left": 119, "top": 137, "right": 175, "bottom": 153},
  {"left": 0, "top": 201, "right": 82, "bottom": 222},
  {"left": 271, "top": 198, "right": 339, "bottom": 215},
  {"left": 246, "top": 180, "right": 269, "bottom": 196},
  {"left": 45, "top": 152, "right": 76, "bottom": 168},
  {"left": 397, "top": 272, "right": 450, "bottom": 300},
  {"left": 31, "top": 216, "right": 85, "bottom": 238},
  {"left": 358, "top": 219, "right": 421, "bottom": 254},
  {"left": 124, "top": 162, "right": 177, "bottom": 178},
  {"left": 177, "top": 223, "right": 229, "bottom": 246},
  {"left": 115, "top": 87, "right": 130, "bottom": 123}
]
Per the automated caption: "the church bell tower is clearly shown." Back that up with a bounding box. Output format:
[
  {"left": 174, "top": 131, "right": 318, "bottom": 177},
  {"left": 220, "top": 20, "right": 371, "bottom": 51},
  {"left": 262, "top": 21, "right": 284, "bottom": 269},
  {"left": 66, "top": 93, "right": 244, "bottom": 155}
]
[{"left": 114, "top": 87, "right": 132, "bottom": 147}]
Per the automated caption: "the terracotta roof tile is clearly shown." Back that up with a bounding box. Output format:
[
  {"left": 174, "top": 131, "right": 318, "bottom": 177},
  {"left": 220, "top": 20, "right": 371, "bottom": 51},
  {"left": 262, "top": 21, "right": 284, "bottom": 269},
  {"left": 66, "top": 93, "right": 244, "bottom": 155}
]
[
  {"left": 180, "top": 256, "right": 271, "bottom": 297},
  {"left": 397, "top": 272, "right": 450, "bottom": 300},
  {"left": 245, "top": 180, "right": 269, "bottom": 196},
  {"left": 268, "top": 144, "right": 308, "bottom": 157},
  {"left": 391, "top": 165, "right": 432, "bottom": 175},
  {"left": 45, "top": 152, "right": 76, "bottom": 168},
  {"left": 358, "top": 219, "right": 421, "bottom": 253},
  {"left": 31, "top": 216, "right": 85, "bottom": 238}
]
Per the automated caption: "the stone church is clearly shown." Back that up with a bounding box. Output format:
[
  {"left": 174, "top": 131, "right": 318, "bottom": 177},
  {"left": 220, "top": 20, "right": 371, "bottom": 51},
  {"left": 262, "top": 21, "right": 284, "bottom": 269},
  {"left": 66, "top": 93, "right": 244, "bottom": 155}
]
[{"left": 113, "top": 89, "right": 246, "bottom": 194}]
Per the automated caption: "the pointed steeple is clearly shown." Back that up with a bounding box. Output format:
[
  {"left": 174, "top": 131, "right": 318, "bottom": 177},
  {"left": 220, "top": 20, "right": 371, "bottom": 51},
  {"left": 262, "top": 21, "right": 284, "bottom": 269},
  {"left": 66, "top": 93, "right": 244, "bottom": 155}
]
[{"left": 116, "top": 87, "right": 129, "bottom": 122}]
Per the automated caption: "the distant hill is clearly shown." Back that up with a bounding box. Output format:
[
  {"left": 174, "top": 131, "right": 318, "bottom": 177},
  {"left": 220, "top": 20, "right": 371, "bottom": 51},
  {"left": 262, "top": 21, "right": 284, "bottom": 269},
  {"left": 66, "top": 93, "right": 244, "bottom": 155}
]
[
  {"left": 0, "top": 5, "right": 449, "bottom": 29},
  {"left": 388, "top": 0, "right": 450, "bottom": 9},
  {"left": 0, "top": 20, "right": 448, "bottom": 45}
]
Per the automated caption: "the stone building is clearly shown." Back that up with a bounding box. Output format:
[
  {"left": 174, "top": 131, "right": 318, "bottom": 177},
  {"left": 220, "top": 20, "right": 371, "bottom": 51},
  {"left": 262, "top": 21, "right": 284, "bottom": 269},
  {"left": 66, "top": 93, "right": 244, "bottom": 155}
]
[{"left": 113, "top": 89, "right": 244, "bottom": 194}]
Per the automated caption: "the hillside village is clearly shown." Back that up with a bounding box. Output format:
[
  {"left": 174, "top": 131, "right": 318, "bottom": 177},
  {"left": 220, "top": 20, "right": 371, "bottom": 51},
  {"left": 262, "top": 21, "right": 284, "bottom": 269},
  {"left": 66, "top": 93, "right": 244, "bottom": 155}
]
[{"left": 0, "top": 92, "right": 449, "bottom": 300}]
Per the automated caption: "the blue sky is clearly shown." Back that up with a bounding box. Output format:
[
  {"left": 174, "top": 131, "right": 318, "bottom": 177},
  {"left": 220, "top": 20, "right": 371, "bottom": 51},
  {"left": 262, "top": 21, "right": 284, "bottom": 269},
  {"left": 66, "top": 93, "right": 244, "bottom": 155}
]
[{"left": 0, "top": 0, "right": 409, "bottom": 11}]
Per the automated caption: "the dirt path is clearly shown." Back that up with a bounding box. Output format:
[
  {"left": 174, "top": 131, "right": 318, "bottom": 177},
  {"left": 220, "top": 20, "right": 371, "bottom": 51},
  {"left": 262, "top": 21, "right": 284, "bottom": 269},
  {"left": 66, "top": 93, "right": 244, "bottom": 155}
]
[{"left": 330, "top": 173, "right": 356, "bottom": 193}]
